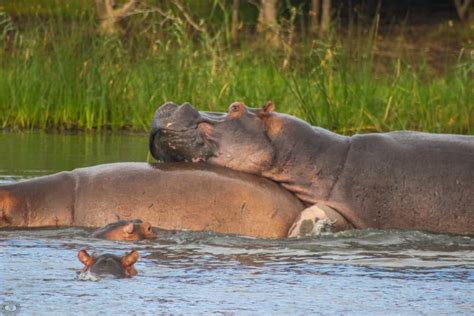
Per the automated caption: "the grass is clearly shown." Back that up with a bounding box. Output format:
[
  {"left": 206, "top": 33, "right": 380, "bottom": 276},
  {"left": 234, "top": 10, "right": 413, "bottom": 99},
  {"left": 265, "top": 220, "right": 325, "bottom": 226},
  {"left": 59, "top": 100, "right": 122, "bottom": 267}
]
[{"left": 0, "top": 7, "right": 472, "bottom": 134}]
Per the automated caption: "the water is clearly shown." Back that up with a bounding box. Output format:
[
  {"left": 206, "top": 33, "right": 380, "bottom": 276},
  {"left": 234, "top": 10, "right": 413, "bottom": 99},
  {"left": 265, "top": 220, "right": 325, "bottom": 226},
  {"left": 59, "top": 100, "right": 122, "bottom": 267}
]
[
  {"left": 0, "top": 131, "right": 149, "bottom": 179},
  {"left": 1, "top": 132, "right": 473, "bottom": 315}
]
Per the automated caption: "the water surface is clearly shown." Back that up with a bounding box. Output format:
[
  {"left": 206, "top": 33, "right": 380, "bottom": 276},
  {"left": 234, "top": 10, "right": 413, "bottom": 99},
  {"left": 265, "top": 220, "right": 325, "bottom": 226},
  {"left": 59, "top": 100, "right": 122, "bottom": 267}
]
[{"left": 1, "top": 132, "right": 473, "bottom": 315}]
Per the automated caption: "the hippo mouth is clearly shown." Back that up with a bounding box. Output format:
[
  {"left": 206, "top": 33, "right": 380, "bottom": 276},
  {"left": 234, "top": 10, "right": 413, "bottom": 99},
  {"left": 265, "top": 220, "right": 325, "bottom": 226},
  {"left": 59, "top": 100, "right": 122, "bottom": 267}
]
[{"left": 149, "top": 102, "right": 223, "bottom": 162}]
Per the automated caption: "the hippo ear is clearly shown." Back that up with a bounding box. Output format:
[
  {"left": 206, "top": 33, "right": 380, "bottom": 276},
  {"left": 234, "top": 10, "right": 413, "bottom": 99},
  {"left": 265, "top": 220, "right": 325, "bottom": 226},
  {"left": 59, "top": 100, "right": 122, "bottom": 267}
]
[
  {"left": 263, "top": 101, "right": 275, "bottom": 113},
  {"left": 122, "top": 250, "right": 139, "bottom": 267},
  {"left": 123, "top": 223, "right": 135, "bottom": 234},
  {"left": 121, "top": 250, "right": 139, "bottom": 276},
  {"left": 77, "top": 249, "right": 94, "bottom": 272}
]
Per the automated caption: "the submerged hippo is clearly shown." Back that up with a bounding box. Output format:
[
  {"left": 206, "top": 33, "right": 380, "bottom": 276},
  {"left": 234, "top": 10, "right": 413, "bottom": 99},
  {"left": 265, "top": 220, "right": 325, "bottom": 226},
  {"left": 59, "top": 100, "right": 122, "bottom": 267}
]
[
  {"left": 149, "top": 101, "right": 474, "bottom": 236},
  {"left": 0, "top": 162, "right": 304, "bottom": 238},
  {"left": 91, "top": 219, "right": 157, "bottom": 241},
  {"left": 77, "top": 249, "right": 139, "bottom": 278}
]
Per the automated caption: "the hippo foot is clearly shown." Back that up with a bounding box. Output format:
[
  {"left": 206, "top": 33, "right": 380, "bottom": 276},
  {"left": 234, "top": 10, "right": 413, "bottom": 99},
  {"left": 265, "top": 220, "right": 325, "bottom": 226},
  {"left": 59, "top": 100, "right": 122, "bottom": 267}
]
[{"left": 288, "top": 204, "right": 351, "bottom": 238}]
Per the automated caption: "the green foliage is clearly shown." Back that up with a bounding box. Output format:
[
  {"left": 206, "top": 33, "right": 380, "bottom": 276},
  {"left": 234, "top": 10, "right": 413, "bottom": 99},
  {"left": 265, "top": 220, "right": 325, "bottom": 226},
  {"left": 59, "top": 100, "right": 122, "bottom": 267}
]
[
  {"left": 0, "top": 0, "right": 92, "bottom": 16},
  {"left": 0, "top": 7, "right": 472, "bottom": 134}
]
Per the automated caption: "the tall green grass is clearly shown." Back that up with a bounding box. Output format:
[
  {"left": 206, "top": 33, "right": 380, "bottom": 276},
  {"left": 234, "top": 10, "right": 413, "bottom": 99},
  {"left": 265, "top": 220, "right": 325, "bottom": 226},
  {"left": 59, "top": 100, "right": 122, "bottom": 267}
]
[{"left": 0, "top": 8, "right": 472, "bottom": 134}]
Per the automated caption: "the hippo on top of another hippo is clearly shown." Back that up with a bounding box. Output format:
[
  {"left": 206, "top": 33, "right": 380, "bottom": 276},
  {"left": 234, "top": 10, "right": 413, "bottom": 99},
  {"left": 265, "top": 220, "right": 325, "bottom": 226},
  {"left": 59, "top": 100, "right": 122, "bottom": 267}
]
[{"left": 149, "top": 101, "right": 474, "bottom": 236}]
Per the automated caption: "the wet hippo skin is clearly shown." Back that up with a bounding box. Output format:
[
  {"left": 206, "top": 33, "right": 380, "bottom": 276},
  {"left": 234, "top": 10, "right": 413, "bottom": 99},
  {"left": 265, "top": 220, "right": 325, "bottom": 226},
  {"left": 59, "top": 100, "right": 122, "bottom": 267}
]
[
  {"left": 90, "top": 219, "right": 157, "bottom": 241},
  {"left": 78, "top": 249, "right": 139, "bottom": 278},
  {"left": 0, "top": 162, "right": 304, "bottom": 238},
  {"left": 149, "top": 101, "right": 474, "bottom": 236}
]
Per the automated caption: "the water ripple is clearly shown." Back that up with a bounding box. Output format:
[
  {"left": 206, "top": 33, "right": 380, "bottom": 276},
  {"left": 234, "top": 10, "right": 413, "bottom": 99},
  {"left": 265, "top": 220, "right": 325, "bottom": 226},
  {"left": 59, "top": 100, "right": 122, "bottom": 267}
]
[{"left": 1, "top": 228, "right": 473, "bottom": 314}]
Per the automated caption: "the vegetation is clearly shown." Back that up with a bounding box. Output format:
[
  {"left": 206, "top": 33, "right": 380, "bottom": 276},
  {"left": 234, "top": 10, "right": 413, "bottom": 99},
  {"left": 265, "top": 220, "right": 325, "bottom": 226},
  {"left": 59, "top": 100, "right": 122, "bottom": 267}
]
[{"left": 0, "top": 1, "right": 472, "bottom": 134}]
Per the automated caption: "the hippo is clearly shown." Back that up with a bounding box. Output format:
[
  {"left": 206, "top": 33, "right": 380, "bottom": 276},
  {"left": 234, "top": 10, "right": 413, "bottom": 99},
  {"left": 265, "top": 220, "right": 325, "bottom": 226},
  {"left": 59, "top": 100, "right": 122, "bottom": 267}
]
[
  {"left": 77, "top": 249, "right": 139, "bottom": 278},
  {"left": 90, "top": 219, "right": 157, "bottom": 241},
  {"left": 0, "top": 162, "right": 304, "bottom": 238},
  {"left": 149, "top": 101, "right": 474, "bottom": 236}
]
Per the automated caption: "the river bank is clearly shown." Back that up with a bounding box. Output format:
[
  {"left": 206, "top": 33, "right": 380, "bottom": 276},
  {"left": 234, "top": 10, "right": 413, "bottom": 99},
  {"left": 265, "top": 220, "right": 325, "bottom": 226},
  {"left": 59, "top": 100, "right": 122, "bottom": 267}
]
[{"left": 0, "top": 4, "right": 472, "bottom": 134}]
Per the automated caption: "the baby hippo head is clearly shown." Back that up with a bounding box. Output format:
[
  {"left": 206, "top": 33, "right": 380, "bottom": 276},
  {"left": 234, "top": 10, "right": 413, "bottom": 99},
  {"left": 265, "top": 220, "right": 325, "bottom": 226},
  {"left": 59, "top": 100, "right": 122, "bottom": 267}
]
[
  {"left": 91, "top": 219, "right": 157, "bottom": 241},
  {"left": 77, "top": 249, "right": 139, "bottom": 278}
]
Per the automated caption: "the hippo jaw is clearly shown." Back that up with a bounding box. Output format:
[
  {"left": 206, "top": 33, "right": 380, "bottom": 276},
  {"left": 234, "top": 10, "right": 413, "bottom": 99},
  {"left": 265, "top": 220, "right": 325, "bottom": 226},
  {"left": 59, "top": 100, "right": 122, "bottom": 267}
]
[
  {"left": 149, "top": 102, "right": 275, "bottom": 174},
  {"left": 149, "top": 102, "right": 218, "bottom": 163}
]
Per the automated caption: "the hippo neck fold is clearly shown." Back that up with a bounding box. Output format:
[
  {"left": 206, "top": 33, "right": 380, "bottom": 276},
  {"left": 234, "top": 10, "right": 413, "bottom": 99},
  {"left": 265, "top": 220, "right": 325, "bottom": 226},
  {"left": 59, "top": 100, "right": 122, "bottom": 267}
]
[{"left": 262, "top": 125, "right": 350, "bottom": 205}]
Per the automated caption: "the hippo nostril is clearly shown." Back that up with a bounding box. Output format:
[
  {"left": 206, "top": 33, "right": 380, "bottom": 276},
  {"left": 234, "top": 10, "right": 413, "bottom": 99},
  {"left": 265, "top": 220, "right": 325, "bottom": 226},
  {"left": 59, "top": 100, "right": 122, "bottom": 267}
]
[
  {"left": 158, "top": 102, "right": 179, "bottom": 115},
  {"left": 181, "top": 103, "right": 193, "bottom": 110},
  {"left": 175, "top": 103, "right": 200, "bottom": 121}
]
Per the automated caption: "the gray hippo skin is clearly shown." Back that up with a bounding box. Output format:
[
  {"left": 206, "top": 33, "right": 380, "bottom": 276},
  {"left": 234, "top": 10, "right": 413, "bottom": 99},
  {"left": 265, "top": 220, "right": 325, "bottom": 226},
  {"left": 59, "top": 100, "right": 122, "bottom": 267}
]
[
  {"left": 149, "top": 101, "right": 474, "bottom": 236},
  {"left": 77, "top": 249, "right": 139, "bottom": 278},
  {"left": 0, "top": 162, "right": 304, "bottom": 238}
]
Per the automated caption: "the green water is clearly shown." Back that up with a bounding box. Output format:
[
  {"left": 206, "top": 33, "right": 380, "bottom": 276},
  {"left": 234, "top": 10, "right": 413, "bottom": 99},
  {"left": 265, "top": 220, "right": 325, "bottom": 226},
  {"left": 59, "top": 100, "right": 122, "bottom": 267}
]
[{"left": 0, "top": 131, "right": 149, "bottom": 179}]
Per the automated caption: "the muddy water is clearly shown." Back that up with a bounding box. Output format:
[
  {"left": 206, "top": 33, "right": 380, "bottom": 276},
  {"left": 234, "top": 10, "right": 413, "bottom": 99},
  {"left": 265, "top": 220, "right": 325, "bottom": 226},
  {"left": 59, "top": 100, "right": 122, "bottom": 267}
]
[{"left": 1, "top": 132, "right": 473, "bottom": 314}]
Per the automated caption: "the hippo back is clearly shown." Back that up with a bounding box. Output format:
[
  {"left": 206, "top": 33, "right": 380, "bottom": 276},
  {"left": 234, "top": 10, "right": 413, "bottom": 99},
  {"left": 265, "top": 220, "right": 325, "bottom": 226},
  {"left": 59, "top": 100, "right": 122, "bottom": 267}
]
[
  {"left": 331, "top": 131, "right": 474, "bottom": 234},
  {"left": 72, "top": 163, "right": 304, "bottom": 238}
]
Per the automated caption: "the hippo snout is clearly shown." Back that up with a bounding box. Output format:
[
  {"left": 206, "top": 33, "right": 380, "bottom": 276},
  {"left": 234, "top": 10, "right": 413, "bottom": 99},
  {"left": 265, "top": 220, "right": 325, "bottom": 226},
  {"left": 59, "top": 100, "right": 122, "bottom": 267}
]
[
  {"left": 152, "top": 102, "right": 201, "bottom": 131},
  {"left": 174, "top": 103, "right": 201, "bottom": 125},
  {"left": 157, "top": 101, "right": 178, "bottom": 116},
  {"left": 149, "top": 102, "right": 217, "bottom": 162}
]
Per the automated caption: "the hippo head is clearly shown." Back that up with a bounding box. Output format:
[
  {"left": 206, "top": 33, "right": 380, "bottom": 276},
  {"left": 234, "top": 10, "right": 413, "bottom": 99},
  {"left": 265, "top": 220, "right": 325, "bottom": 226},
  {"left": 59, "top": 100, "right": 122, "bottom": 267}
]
[
  {"left": 149, "top": 101, "right": 289, "bottom": 175},
  {"left": 91, "top": 219, "right": 157, "bottom": 241},
  {"left": 77, "top": 249, "right": 139, "bottom": 278}
]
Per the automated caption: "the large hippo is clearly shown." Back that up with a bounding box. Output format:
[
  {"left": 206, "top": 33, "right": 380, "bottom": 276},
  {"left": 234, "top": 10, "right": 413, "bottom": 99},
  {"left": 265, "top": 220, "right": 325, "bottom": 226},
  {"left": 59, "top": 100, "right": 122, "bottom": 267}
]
[
  {"left": 0, "top": 162, "right": 304, "bottom": 238},
  {"left": 149, "top": 101, "right": 474, "bottom": 236}
]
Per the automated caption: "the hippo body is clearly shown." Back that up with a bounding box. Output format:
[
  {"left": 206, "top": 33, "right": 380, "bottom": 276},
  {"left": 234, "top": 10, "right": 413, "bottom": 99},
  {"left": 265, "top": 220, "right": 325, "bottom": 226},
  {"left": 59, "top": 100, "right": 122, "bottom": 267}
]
[
  {"left": 149, "top": 102, "right": 474, "bottom": 236},
  {"left": 0, "top": 162, "right": 304, "bottom": 238},
  {"left": 329, "top": 131, "right": 474, "bottom": 233}
]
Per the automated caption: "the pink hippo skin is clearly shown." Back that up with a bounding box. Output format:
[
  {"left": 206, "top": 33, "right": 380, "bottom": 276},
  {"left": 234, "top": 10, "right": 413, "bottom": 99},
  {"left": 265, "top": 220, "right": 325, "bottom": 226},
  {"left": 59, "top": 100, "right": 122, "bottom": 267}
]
[
  {"left": 0, "top": 162, "right": 304, "bottom": 238},
  {"left": 90, "top": 219, "right": 157, "bottom": 241}
]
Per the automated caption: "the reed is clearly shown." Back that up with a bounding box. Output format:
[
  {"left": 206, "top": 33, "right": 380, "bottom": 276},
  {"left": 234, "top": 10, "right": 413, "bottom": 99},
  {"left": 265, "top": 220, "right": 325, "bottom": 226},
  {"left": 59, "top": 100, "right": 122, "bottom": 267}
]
[{"left": 0, "top": 7, "right": 472, "bottom": 134}]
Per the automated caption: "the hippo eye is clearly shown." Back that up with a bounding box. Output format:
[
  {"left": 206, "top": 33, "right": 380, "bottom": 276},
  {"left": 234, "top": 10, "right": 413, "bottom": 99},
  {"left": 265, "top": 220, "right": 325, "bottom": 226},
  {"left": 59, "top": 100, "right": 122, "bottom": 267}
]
[{"left": 229, "top": 104, "right": 241, "bottom": 113}]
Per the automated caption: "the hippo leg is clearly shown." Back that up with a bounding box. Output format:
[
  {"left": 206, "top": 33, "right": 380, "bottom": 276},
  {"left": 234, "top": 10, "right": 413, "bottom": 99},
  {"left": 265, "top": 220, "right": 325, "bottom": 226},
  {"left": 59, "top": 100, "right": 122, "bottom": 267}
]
[{"left": 288, "top": 204, "right": 353, "bottom": 238}]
